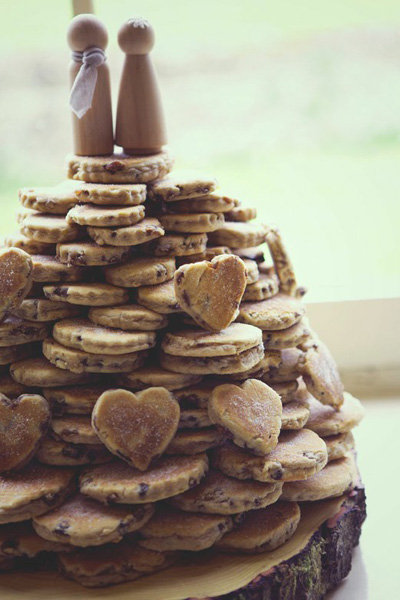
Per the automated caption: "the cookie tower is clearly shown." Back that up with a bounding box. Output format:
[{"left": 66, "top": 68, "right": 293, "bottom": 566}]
[{"left": 0, "top": 13, "right": 365, "bottom": 597}]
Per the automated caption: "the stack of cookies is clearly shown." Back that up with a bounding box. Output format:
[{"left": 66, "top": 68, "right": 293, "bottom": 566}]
[{"left": 0, "top": 155, "right": 364, "bottom": 588}]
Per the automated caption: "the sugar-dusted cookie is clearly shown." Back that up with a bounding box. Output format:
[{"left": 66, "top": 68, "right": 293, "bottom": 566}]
[
  {"left": 4, "top": 234, "right": 55, "bottom": 256},
  {"left": 13, "top": 298, "right": 81, "bottom": 322},
  {"left": 166, "top": 193, "right": 237, "bottom": 213},
  {"left": 166, "top": 428, "right": 227, "bottom": 455},
  {"left": 0, "top": 248, "right": 33, "bottom": 320},
  {"left": 51, "top": 416, "right": 99, "bottom": 446},
  {"left": 209, "top": 379, "right": 282, "bottom": 455},
  {"left": 170, "top": 469, "right": 282, "bottom": 515},
  {"left": 18, "top": 181, "right": 80, "bottom": 215},
  {"left": 281, "top": 454, "right": 357, "bottom": 501},
  {"left": 162, "top": 323, "right": 262, "bottom": 357},
  {"left": 53, "top": 318, "right": 156, "bottom": 355},
  {"left": 137, "top": 279, "right": 182, "bottom": 314},
  {"left": 43, "top": 283, "right": 128, "bottom": 306},
  {"left": 265, "top": 227, "right": 298, "bottom": 296},
  {"left": 58, "top": 541, "right": 175, "bottom": 587},
  {"left": 216, "top": 501, "right": 300, "bottom": 553},
  {"left": 324, "top": 432, "right": 355, "bottom": 462},
  {"left": 104, "top": 256, "right": 175, "bottom": 288},
  {"left": 139, "top": 506, "right": 233, "bottom": 552},
  {"left": 243, "top": 272, "right": 279, "bottom": 302},
  {"left": 31, "top": 254, "right": 85, "bottom": 283},
  {"left": 306, "top": 392, "right": 364, "bottom": 436},
  {"left": 179, "top": 408, "right": 211, "bottom": 429},
  {"left": 239, "top": 293, "right": 305, "bottom": 330},
  {"left": 300, "top": 341, "right": 344, "bottom": 409},
  {"left": 20, "top": 213, "right": 82, "bottom": 244},
  {"left": 0, "top": 393, "right": 50, "bottom": 473},
  {"left": 213, "top": 429, "right": 327, "bottom": 483},
  {"left": 88, "top": 304, "right": 168, "bottom": 332},
  {"left": 0, "top": 521, "right": 70, "bottom": 559},
  {"left": 43, "top": 386, "right": 105, "bottom": 415},
  {"left": 80, "top": 453, "right": 209, "bottom": 504},
  {"left": 160, "top": 343, "right": 264, "bottom": 375},
  {"left": 43, "top": 338, "right": 147, "bottom": 374},
  {"left": 115, "top": 366, "right": 202, "bottom": 391},
  {"left": 281, "top": 399, "right": 310, "bottom": 430},
  {"left": 73, "top": 182, "right": 146, "bottom": 205},
  {"left": 57, "top": 241, "right": 131, "bottom": 267},
  {"left": 174, "top": 255, "right": 247, "bottom": 331},
  {"left": 262, "top": 348, "right": 304, "bottom": 384},
  {"left": 148, "top": 173, "right": 218, "bottom": 202},
  {"left": 208, "top": 222, "right": 268, "bottom": 249},
  {"left": 263, "top": 318, "right": 311, "bottom": 349},
  {"left": 159, "top": 212, "right": 225, "bottom": 234},
  {"left": 67, "top": 203, "right": 145, "bottom": 227},
  {"left": 225, "top": 206, "right": 257, "bottom": 222},
  {"left": 87, "top": 218, "right": 164, "bottom": 248},
  {"left": 0, "top": 316, "right": 48, "bottom": 347},
  {"left": 33, "top": 493, "right": 154, "bottom": 547},
  {"left": 10, "top": 357, "right": 93, "bottom": 387},
  {"left": 37, "top": 437, "right": 111, "bottom": 466},
  {"left": 92, "top": 388, "right": 180, "bottom": 471},
  {"left": 0, "top": 462, "right": 75, "bottom": 524},
  {"left": 147, "top": 232, "right": 208, "bottom": 257},
  {"left": 67, "top": 151, "right": 173, "bottom": 184}
]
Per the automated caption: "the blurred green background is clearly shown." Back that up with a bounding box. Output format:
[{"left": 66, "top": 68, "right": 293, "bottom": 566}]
[{"left": 0, "top": 0, "right": 399, "bottom": 301}]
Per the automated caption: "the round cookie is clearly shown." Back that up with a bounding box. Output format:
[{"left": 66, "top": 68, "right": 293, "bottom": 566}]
[
  {"left": 57, "top": 241, "right": 131, "bottom": 267},
  {"left": 43, "top": 283, "right": 129, "bottom": 306},
  {"left": 0, "top": 248, "right": 33, "bottom": 320},
  {"left": 0, "top": 462, "right": 75, "bottom": 524},
  {"left": 0, "top": 372, "right": 32, "bottom": 398},
  {"left": 166, "top": 428, "right": 227, "bottom": 455},
  {"left": 166, "top": 194, "right": 237, "bottom": 213},
  {"left": 176, "top": 246, "right": 231, "bottom": 265},
  {"left": 43, "top": 338, "right": 147, "bottom": 374},
  {"left": 0, "top": 521, "right": 70, "bottom": 559},
  {"left": 170, "top": 469, "right": 283, "bottom": 515},
  {"left": 73, "top": 182, "right": 146, "bottom": 205},
  {"left": 37, "top": 437, "right": 112, "bottom": 466},
  {"left": 67, "top": 151, "right": 173, "bottom": 184},
  {"left": 51, "top": 416, "right": 100, "bottom": 445},
  {"left": 4, "top": 234, "right": 55, "bottom": 256},
  {"left": 281, "top": 399, "right": 310, "bottom": 430},
  {"left": 179, "top": 409, "right": 211, "bottom": 429},
  {"left": 271, "top": 379, "right": 300, "bottom": 404},
  {"left": 31, "top": 254, "right": 85, "bottom": 283},
  {"left": 92, "top": 388, "right": 180, "bottom": 471},
  {"left": 104, "top": 256, "right": 175, "bottom": 288},
  {"left": 148, "top": 173, "right": 218, "bottom": 202},
  {"left": 80, "top": 453, "right": 209, "bottom": 504},
  {"left": 137, "top": 279, "right": 182, "bottom": 314},
  {"left": 18, "top": 181, "right": 81, "bottom": 215},
  {"left": 225, "top": 206, "right": 257, "bottom": 222},
  {"left": 242, "top": 259, "right": 259, "bottom": 284},
  {"left": 20, "top": 213, "right": 82, "bottom": 244},
  {"left": 174, "top": 384, "right": 214, "bottom": 409},
  {"left": 43, "top": 386, "right": 106, "bottom": 415},
  {"left": 281, "top": 455, "right": 357, "bottom": 501},
  {"left": 243, "top": 272, "right": 279, "bottom": 302},
  {"left": 212, "top": 429, "right": 328, "bottom": 483},
  {"left": 235, "top": 245, "right": 266, "bottom": 263},
  {"left": 13, "top": 299, "right": 81, "bottom": 322},
  {"left": 115, "top": 367, "right": 202, "bottom": 391},
  {"left": 53, "top": 318, "right": 156, "bottom": 355},
  {"left": 265, "top": 227, "right": 298, "bottom": 296},
  {"left": 138, "top": 506, "right": 233, "bottom": 552},
  {"left": 0, "top": 316, "right": 48, "bottom": 347},
  {"left": 87, "top": 218, "right": 164, "bottom": 247},
  {"left": 324, "top": 432, "right": 355, "bottom": 462},
  {"left": 67, "top": 203, "right": 145, "bottom": 227},
  {"left": 263, "top": 318, "right": 311, "bottom": 349},
  {"left": 33, "top": 493, "right": 154, "bottom": 547},
  {"left": 148, "top": 233, "right": 208, "bottom": 257},
  {"left": 216, "top": 501, "right": 300, "bottom": 554},
  {"left": 162, "top": 323, "right": 262, "bottom": 357},
  {"left": 160, "top": 343, "right": 264, "bottom": 375},
  {"left": 10, "top": 357, "right": 93, "bottom": 387},
  {"left": 208, "top": 222, "right": 267, "bottom": 249},
  {"left": 305, "top": 392, "right": 364, "bottom": 437},
  {"left": 262, "top": 348, "right": 304, "bottom": 384},
  {"left": 0, "top": 342, "right": 39, "bottom": 366},
  {"left": 88, "top": 305, "right": 168, "bottom": 331},
  {"left": 239, "top": 293, "right": 305, "bottom": 330},
  {"left": 209, "top": 379, "right": 282, "bottom": 455},
  {"left": 159, "top": 212, "right": 225, "bottom": 233},
  {"left": 0, "top": 393, "right": 50, "bottom": 473},
  {"left": 301, "top": 341, "right": 345, "bottom": 409}
]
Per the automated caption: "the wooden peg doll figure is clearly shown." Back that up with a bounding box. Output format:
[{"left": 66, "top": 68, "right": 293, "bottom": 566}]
[
  {"left": 115, "top": 17, "right": 167, "bottom": 156},
  {"left": 67, "top": 14, "right": 114, "bottom": 156}
]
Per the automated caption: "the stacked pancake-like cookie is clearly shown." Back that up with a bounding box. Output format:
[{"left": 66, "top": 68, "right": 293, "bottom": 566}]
[{"left": 0, "top": 161, "right": 364, "bottom": 588}]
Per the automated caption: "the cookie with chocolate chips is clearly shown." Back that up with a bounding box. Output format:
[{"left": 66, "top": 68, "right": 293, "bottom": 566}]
[
  {"left": 88, "top": 305, "right": 168, "bottom": 331},
  {"left": 57, "top": 241, "right": 131, "bottom": 267},
  {"left": 104, "top": 256, "right": 175, "bottom": 288},
  {"left": 43, "top": 283, "right": 128, "bottom": 306},
  {"left": 0, "top": 248, "right": 33, "bottom": 321},
  {"left": 37, "top": 437, "right": 111, "bottom": 466}
]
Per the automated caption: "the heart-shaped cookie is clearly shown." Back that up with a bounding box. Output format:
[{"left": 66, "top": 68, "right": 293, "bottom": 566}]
[
  {"left": 0, "top": 393, "right": 50, "bottom": 473},
  {"left": 92, "top": 388, "right": 180, "bottom": 471},
  {"left": 0, "top": 248, "right": 33, "bottom": 321},
  {"left": 208, "top": 379, "right": 282, "bottom": 455},
  {"left": 174, "top": 254, "right": 247, "bottom": 331}
]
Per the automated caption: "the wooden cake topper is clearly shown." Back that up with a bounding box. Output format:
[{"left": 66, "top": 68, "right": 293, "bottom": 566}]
[
  {"left": 115, "top": 17, "right": 167, "bottom": 156},
  {"left": 67, "top": 13, "right": 113, "bottom": 156}
]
